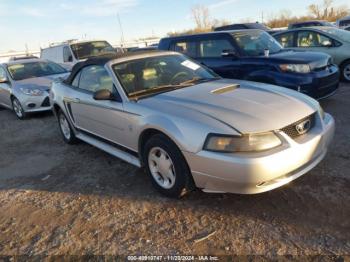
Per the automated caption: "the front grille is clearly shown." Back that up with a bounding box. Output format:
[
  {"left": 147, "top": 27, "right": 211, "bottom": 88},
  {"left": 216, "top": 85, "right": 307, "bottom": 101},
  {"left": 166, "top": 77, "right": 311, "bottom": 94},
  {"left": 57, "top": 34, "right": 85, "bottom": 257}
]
[
  {"left": 41, "top": 97, "right": 50, "bottom": 107},
  {"left": 318, "top": 73, "right": 339, "bottom": 89},
  {"left": 281, "top": 113, "right": 316, "bottom": 139}
]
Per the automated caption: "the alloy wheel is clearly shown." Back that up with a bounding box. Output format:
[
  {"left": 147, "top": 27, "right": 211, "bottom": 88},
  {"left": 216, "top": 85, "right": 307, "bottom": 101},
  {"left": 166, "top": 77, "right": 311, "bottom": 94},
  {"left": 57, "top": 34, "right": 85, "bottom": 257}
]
[
  {"left": 148, "top": 147, "right": 176, "bottom": 189},
  {"left": 12, "top": 99, "right": 24, "bottom": 118},
  {"left": 59, "top": 113, "right": 71, "bottom": 140},
  {"left": 344, "top": 64, "right": 350, "bottom": 81}
]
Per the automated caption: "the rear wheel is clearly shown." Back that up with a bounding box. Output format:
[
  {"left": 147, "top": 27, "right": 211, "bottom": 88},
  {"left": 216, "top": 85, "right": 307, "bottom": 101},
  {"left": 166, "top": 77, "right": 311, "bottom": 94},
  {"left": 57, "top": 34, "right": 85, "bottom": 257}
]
[
  {"left": 12, "top": 97, "right": 26, "bottom": 120},
  {"left": 341, "top": 61, "right": 350, "bottom": 82},
  {"left": 143, "top": 134, "right": 195, "bottom": 198},
  {"left": 57, "top": 109, "right": 78, "bottom": 144}
]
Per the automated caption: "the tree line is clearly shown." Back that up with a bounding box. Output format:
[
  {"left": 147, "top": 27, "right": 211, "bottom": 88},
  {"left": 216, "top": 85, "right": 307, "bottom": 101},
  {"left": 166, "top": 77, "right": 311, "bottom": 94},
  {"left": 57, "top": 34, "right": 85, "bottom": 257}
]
[{"left": 168, "top": 0, "right": 349, "bottom": 36}]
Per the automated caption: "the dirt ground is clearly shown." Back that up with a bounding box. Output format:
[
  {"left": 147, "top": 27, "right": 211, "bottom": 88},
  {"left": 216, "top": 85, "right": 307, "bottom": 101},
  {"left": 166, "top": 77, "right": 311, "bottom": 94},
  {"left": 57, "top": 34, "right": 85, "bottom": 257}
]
[{"left": 0, "top": 83, "right": 349, "bottom": 258}]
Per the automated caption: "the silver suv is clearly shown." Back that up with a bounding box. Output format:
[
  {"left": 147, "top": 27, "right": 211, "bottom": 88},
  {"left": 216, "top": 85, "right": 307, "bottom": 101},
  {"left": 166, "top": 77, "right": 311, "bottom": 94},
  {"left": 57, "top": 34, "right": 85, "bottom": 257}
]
[{"left": 50, "top": 51, "right": 335, "bottom": 198}]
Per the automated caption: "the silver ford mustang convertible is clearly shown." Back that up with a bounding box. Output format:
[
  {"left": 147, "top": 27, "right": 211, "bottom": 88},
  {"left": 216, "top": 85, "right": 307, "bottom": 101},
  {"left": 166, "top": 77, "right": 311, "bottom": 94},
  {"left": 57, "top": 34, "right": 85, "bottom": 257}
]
[{"left": 50, "top": 51, "right": 335, "bottom": 198}]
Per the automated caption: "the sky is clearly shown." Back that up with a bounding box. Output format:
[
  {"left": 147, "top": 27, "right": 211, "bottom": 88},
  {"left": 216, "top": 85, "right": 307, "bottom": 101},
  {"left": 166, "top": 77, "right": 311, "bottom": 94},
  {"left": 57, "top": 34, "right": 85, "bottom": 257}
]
[{"left": 0, "top": 0, "right": 349, "bottom": 53}]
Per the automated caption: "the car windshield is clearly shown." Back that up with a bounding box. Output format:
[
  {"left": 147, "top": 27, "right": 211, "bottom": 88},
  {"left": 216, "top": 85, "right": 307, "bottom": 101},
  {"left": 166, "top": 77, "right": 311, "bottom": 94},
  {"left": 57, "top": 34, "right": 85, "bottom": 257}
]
[
  {"left": 112, "top": 54, "right": 219, "bottom": 99},
  {"left": 71, "top": 41, "right": 116, "bottom": 60},
  {"left": 322, "top": 27, "right": 350, "bottom": 42},
  {"left": 232, "top": 31, "right": 283, "bottom": 56},
  {"left": 7, "top": 61, "right": 67, "bottom": 81}
]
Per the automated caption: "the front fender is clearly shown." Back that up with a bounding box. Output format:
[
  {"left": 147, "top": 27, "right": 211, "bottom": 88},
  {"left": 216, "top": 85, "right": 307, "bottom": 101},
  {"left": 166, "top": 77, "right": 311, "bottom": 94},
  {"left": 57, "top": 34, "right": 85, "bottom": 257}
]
[{"left": 137, "top": 115, "right": 195, "bottom": 153}]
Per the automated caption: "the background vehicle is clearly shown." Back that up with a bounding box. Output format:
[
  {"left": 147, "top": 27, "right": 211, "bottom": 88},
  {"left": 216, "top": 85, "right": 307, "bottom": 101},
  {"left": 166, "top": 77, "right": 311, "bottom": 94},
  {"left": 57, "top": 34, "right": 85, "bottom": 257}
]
[
  {"left": 288, "top": 20, "right": 334, "bottom": 29},
  {"left": 273, "top": 27, "right": 350, "bottom": 82},
  {"left": 9, "top": 55, "right": 39, "bottom": 61},
  {"left": 214, "top": 22, "right": 281, "bottom": 34},
  {"left": 158, "top": 30, "right": 339, "bottom": 99},
  {"left": 336, "top": 16, "right": 350, "bottom": 29},
  {"left": 51, "top": 52, "right": 334, "bottom": 198},
  {"left": 128, "top": 46, "right": 158, "bottom": 52},
  {"left": 0, "top": 58, "right": 69, "bottom": 119},
  {"left": 40, "top": 40, "right": 118, "bottom": 70}
]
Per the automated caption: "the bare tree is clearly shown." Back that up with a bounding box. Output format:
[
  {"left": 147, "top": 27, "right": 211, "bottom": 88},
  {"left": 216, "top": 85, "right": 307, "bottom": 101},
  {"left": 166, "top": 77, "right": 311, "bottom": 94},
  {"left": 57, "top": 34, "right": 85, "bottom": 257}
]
[
  {"left": 268, "top": 0, "right": 349, "bottom": 28},
  {"left": 191, "top": 5, "right": 211, "bottom": 30},
  {"left": 308, "top": 0, "right": 348, "bottom": 20}
]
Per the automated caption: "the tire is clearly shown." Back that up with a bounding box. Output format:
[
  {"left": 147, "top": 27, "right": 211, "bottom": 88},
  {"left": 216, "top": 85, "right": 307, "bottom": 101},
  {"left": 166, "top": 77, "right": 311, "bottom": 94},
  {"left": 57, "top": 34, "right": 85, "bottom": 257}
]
[
  {"left": 11, "top": 97, "right": 27, "bottom": 120},
  {"left": 341, "top": 60, "right": 350, "bottom": 82},
  {"left": 57, "top": 109, "right": 78, "bottom": 144},
  {"left": 143, "top": 134, "right": 195, "bottom": 198}
]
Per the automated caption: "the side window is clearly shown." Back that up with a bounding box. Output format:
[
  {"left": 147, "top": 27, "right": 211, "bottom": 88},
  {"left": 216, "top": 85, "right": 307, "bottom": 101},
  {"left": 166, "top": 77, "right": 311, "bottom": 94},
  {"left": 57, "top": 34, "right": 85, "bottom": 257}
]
[
  {"left": 78, "top": 66, "right": 114, "bottom": 93},
  {"left": 198, "top": 39, "right": 234, "bottom": 58},
  {"left": 0, "top": 67, "right": 7, "bottom": 79},
  {"left": 275, "top": 32, "right": 295, "bottom": 48},
  {"left": 297, "top": 31, "right": 333, "bottom": 47},
  {"left": 170, "top": 41, "right": 196, "bottom": 57},
  {"left": 63, "top": 46, "right": 73, "bottom": 62}
]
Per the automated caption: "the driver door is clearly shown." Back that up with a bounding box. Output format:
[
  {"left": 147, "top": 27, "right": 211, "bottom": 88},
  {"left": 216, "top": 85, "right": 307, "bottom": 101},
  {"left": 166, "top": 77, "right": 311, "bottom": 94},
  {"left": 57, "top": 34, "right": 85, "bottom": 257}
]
[
  {"left": 195, "top": 36, "right": 241, "bottom": 79},
  {"left": 67, "top": 65, "right": 129, "bottom": 146}
]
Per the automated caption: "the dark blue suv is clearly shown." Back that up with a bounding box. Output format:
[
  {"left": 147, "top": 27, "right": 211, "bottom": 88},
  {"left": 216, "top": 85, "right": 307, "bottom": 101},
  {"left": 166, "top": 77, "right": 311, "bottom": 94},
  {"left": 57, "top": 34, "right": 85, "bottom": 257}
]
[{"left": 158, "top": 30, "right": 340, "bottom": 99}]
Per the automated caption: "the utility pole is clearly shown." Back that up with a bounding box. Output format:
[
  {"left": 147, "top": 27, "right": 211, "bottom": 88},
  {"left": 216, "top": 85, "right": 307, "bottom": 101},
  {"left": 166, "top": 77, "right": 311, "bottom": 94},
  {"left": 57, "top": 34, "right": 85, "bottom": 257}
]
[
  {"left": 25, "top": 43, "right": 29, "bottom": 56},
  {"left": 117, "top": 13, "right": 125, "bottom": 47},
  {"left": 261, "top": 11, "right": 264, "bottom": 24}
]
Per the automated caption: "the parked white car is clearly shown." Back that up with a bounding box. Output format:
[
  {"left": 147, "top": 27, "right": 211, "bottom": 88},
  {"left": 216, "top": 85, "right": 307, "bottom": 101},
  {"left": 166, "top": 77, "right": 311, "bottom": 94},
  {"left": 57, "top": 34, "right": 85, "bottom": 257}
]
[
  {"left": 0, "top": 58, "right": 69, "bottom": 119},
  {"left": 40, "top": 40, "right": 119, "bottom": 70}
]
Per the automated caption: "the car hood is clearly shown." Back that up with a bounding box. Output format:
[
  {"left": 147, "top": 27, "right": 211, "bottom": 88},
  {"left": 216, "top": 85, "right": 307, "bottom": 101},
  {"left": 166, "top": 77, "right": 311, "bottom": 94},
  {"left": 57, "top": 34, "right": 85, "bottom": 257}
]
[
  {"left": 267, "top": 50, "right": 330, "bottom": 70},
  {"left": 142, "top": 79, "right": 316, "bottom": 134},
  {"left": 14, "top": 73, "right": 70, "bottom": 91}
]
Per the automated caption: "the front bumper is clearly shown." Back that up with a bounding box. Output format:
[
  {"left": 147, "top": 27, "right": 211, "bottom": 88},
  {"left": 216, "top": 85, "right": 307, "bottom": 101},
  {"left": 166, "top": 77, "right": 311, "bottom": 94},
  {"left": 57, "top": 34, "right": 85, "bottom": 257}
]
[
  {"left": 18, "top": 92, "right": 52, "bottom": 113},
  {"left": 274, "top": 65, "right": 340, "bottom": 100},
  {"left": 183, "top": 113, "right": 335, "bottom": 194}
]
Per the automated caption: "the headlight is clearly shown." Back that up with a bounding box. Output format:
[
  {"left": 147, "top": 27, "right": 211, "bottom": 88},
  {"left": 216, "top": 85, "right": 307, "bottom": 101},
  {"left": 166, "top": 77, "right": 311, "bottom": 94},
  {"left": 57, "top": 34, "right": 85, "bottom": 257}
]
[
  {"left": 20, "top": 88, "right": 44, "bottom": 96},
  {"left": 279, "top": 64, "right": 311, "bottom": 74},
  {"left": 204, "top": 132, "right": 282, "bottom": 153}
]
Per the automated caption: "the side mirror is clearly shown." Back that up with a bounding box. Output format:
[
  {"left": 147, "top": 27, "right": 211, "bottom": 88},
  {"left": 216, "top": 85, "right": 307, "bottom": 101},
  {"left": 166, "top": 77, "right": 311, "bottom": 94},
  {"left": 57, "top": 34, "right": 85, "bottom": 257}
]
[
  {"left": 93, "top": 89, "right": 116, "bottom": 101},
  {"left": 221, "top": 49, "right": 238, "bottom": 58},
  {"left": 68, "top": 55, "right": 73, "bottom": 62},
  {"left": 93, "top": 89, "right": 122, "bottom": 102},
  {"left": 0, "top": 77, "right": 9, "bottom": 84}
]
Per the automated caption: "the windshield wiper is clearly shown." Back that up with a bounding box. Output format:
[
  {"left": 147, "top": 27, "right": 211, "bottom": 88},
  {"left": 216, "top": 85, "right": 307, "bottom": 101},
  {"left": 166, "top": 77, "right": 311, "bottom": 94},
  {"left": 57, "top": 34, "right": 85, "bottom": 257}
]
[
  {"left": 180, "top": 77, "right": 220, "bottom": 85},
  {"left": 128, "top": 83, "right": 194, "bottom": 100},
  {"left": 129, "top": 77, "right": 221, "bottom": 101}
]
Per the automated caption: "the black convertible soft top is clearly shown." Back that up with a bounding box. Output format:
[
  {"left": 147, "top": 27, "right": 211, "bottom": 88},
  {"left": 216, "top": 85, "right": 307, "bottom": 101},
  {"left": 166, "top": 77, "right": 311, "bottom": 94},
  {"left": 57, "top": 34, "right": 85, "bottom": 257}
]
[{"left": 64, "top": 50, "right": 163, "bottom": 85}]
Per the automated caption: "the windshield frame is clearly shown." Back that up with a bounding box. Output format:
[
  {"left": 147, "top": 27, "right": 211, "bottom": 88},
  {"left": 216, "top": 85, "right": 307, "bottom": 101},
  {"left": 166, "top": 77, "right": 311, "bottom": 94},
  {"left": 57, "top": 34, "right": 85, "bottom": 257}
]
[
  {"left": 231, "top": 30, "right": 283, "bottom": 57},
  {"left": 111, "top": 54, "right": 220, "bottom": 100},
  {"left": 7, "top": 61, "right": 68, "bottom": 81}
]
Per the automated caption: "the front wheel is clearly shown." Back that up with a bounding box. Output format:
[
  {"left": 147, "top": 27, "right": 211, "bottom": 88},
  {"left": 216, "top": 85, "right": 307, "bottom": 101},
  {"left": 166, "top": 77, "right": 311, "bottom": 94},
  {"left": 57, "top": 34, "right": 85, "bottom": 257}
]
[
  {"left": 12, "top": 97, "right": 26, "bottom": 120},
  {"left": 143, "top": 134, "right": 195, "bottom": 198},
  {"left": 341, "top": 61, "right": 350, "bottom": 82},
  {"left": 57, "top": 109, "right": 78, "bottom": 144}
]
